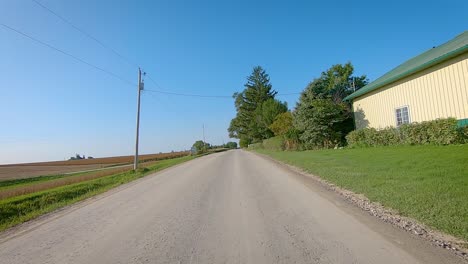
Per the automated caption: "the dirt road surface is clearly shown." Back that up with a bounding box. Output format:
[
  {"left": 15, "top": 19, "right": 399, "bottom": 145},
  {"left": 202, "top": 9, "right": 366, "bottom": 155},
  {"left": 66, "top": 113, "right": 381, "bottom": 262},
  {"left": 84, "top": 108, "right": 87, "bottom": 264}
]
[{"left": 0, "top": 150, "right": 464, "bottom": 263}]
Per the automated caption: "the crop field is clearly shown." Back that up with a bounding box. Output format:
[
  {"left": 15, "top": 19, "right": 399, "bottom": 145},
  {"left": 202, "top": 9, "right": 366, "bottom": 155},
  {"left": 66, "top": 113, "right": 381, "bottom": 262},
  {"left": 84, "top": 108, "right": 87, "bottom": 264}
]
[
  {"left": 0, "top": 155, "right": 196, "bottom": 232},
  {"left": 0, "top": 151, "right": 189, "bottom": 181}
]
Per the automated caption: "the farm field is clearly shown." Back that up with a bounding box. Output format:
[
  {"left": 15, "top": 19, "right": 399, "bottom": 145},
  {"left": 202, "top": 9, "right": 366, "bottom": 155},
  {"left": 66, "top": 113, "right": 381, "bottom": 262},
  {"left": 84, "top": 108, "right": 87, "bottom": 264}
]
[
  {"left": 0, "top": 151, "right": 189, "bottom": 181},
  {"left": 0, "top": 154, "right": 196, "bottom": 232}
]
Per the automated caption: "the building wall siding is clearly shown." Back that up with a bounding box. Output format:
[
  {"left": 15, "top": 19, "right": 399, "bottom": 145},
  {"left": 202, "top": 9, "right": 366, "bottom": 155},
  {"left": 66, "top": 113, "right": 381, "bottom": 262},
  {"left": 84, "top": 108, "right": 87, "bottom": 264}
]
[{"left": 353, "top": 52, "right": 468, "bottom": 129}]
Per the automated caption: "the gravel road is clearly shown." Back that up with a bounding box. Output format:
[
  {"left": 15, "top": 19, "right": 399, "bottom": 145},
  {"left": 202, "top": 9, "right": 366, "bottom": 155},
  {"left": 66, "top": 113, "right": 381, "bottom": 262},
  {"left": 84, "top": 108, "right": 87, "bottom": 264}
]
[{"left": 0, "top": 150, "right": 464, "bottom": 263}]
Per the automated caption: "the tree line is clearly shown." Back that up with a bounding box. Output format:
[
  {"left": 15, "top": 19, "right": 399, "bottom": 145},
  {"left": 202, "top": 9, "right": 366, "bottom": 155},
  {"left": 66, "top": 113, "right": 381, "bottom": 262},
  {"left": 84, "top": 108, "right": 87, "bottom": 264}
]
[
  {"left": 191, "top": 140, "right": 238, "bottom": 154},
  {"left": 228, "top": 63, "right": 368, "bottom": 149}
]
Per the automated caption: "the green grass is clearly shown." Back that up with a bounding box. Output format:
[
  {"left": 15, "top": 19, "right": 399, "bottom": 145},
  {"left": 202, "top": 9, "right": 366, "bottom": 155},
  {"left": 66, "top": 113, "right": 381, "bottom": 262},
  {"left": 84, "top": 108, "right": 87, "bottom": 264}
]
[
  {"left": 0, "top": 155, "right": 194, "bottom": 232},
  {"left": 256, "top": 145, "right": 468, "bottom": 241},
  {"left": 0, "top": 168, "right": 129, "bottom": 192},
  {"left": 0, "top": 174, "right": 70, "bottom": 190}
]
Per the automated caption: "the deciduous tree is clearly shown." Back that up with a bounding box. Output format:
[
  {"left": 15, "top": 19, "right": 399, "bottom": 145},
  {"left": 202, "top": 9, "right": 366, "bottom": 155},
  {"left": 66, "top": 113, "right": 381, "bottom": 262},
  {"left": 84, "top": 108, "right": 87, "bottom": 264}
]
[
  {"left": 294, "top": 63, "right": 367, "bottom": 148},
  {"left": 269, "top": 112, "right": 293, "bottom": 136}
]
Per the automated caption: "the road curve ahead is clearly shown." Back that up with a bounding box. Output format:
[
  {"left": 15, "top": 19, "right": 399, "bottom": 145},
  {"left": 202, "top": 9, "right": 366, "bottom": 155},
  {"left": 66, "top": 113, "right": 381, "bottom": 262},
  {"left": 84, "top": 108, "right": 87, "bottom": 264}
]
[{"left": 0, "top": 150, "right": 463, "bottom": 264}]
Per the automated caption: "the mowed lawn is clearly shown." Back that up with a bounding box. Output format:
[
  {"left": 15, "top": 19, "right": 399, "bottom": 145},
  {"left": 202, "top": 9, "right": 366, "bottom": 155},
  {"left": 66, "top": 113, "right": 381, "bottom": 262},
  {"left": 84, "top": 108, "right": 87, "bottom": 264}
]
[{"left": 256, "top": 145, "right": 468, "bottom": 241}]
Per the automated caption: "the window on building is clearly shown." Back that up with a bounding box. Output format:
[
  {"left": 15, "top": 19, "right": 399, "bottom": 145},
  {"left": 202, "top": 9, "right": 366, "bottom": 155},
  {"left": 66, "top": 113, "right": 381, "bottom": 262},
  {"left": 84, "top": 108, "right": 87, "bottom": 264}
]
[{"left": 395, "top": 106, "right": 410, "bottom": 126}]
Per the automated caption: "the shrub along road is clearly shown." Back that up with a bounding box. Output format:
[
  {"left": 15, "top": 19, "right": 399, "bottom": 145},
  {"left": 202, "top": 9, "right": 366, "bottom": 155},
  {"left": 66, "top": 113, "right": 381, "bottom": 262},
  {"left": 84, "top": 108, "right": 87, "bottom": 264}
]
[{"left": 0, "top": 150, "right": 463, "bottom": 264}]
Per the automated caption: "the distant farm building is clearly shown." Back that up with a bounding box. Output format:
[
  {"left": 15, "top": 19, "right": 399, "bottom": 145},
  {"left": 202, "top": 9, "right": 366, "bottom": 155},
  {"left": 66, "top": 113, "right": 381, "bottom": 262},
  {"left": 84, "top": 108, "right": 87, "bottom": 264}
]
[{"left": 345, "top": 31, "right": 468, "bottom": 129}]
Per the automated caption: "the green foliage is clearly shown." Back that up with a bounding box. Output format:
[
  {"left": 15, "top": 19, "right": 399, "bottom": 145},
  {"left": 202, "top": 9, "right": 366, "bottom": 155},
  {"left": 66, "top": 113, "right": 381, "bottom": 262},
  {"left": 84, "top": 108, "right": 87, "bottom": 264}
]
[
  {"left": 239, "top": 138, "right": 250, "bottom": 148},
  {"left": 269, "top": 112, "right": 293, "bottom": 136},
  {"left": 262, "top": 136, "right": 285, "bottom": 151},
  {"left": 228, "top": 66, "right": 282, "bottom": 144},
  {"left": 460, "top": 126, "right": 468, "bottom": 143},
  {"left": 294, "top": 98, "right": 351, "bottom": 149},
  {"left": 346, "top": 118, "right": 464, "bottom": 147},
  {"left": 257, "top": 145, "right": 468, "bottom": 241},
  {"left": 247, "top": 142, "right": 263, "bottom": 150},
  {"left": 284, "top": 128, "right": 302, "bottom": 150},
  {"left": 192, "top": 140, "right": 210, "bottom": 154},
  {"left": 259, "top": 98, "right": 288, "bottom": 128},
  {"left": 293, "top": 63, "right": 367, "bottom": 149},
  {"left": 345, "top": 127, "right": 400, "bottom": 147},
  {"left": 225, "top": 142, "right": 238, "bottom": 149},
  {"left": 304, "top": 63, "right": 368, "bottom": 103},
  {"left": 136, "top": 167, "right": 150, "bottom": 173},
  {"left": 254, "top": 98, "right": 288, "bottom": 138}
]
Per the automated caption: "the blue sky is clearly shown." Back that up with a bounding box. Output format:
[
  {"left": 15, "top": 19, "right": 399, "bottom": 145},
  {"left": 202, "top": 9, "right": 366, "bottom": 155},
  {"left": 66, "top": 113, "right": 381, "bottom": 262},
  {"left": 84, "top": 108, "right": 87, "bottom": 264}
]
[{"left": 0, "top": 0, "right": 467, "bottom": 164}]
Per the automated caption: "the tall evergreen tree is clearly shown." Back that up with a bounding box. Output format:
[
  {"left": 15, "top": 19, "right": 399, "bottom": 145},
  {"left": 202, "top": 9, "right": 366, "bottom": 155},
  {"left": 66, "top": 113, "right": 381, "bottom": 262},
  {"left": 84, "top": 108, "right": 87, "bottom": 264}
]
[{"left": 228, "top": 66, "right": 278, "bottom": 143}]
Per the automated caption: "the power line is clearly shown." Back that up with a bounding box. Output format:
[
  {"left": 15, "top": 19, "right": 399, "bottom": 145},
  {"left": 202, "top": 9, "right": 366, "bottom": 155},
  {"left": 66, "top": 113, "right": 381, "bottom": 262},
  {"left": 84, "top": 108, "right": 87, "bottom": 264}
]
[
  {"left": 29, "top": 0, "right": 301, "bottom": 100},
  {"left": 0, "top": 23, "right": 135, "bottom": 87},
  {"left": 143, "top": 89, "right": 300, "bottom": 99},
  {"left": 277, "top": 92, "right": 302, "bottom": 96},
  {"left": 144, "top": 89, "right": 233, "bottom": 98},
  {"left": 1, "top": 22, "right": 298, "bottom": 100},
  {"left": 146, "top": 74, "right": 165, "bottom": 90},
  {"left": 145, "top": 74, "right": 301, "bottom": 98},
  {"left": 144, "top": 74, "right": 231, "bottom": 98},
  {"left": 31, "top": 0, "right": 139, "bottom": 69}
]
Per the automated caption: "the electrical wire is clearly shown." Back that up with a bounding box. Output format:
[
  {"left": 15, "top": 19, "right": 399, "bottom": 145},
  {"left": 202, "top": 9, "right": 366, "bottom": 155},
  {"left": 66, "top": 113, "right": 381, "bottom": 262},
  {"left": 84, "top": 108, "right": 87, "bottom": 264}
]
[
  {"left": 31, "top": 0, "right": 140, "bottom": 69},
  {"left": 6, "top": 0, "right": 303, "bottom": 100},
  {"left": 30, "top": 0, "right": 302, "bottom": 99},
  {"left": 1, "top": 22, "right": 301, "bottom": 99},
  {"left": 277, "top": 92, "right": 302, "bottom": 96},
  {"left": 144, "top": 79, "right": 300, "bottom": 99},
  {"left": 143, "top": 89, "right": 233, "bottom": 98},
  {"left": 145, "top": 72, "right": 301, "bottom": 98},
  {"left": 143, "top": 74, "right": 232, "bottom": 98},
  {"left": 0, "top": 23, "right": 136, "bottom": 87},
  {"left": 1, "top": 22, "right": 300, "bottom": 99}
]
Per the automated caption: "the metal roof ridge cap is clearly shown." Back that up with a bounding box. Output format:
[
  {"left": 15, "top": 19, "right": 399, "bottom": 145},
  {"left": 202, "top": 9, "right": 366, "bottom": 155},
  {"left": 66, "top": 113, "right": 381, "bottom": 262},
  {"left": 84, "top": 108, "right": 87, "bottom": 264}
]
[{"left": 344, "top": 44, "right": 468, "bottom": 101}]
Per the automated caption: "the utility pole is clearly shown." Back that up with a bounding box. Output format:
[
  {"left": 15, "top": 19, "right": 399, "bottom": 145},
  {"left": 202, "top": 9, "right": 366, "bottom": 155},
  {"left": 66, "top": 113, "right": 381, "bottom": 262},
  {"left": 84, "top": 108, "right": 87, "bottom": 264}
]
[
  {"left": 202, "top": 124, "right": 206, "bottom": 149},
  {"left": 134, "top": 68, "right": 143, "bottom": 170},
  {"left": 352, "top": 77, "right": 356, "bottom": 92}
]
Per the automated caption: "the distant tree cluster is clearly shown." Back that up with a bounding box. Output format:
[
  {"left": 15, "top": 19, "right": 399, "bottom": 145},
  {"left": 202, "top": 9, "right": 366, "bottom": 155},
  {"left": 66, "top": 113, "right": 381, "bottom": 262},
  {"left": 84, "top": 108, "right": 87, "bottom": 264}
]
[
  {"left": 191, "top": 140, "right": 238, "bottom": 154},
  {"left": 225, "top": 142, "right": 238, "bottom": 149},
  {"left": 69, "top": 154, "right": 94, "bottom": 160},
  {"left": 228, "top": 63, "right": 368, "bottom": 149}
]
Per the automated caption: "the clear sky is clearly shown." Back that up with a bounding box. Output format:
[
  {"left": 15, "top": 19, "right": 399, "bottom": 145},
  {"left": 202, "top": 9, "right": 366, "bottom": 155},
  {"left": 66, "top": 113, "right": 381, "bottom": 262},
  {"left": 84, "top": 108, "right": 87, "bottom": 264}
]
[{"left": 0, "top": 0, "right": 467, "bottom": 164}]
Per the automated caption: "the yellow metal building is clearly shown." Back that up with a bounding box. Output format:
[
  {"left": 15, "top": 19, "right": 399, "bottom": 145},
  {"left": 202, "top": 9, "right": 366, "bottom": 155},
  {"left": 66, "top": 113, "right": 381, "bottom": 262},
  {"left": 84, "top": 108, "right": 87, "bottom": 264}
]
[{"left": 345, "top": 31, "right": 468, "bottom": 129}]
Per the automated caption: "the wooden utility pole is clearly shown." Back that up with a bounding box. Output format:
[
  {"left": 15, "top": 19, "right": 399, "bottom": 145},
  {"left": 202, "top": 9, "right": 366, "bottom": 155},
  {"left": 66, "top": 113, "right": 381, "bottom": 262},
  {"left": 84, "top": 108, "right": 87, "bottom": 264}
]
[
  {"left": 203, "top": 124, "right": 206, "bottom": 149},
  {"left": 134, "top": 68, "right": 143, "bottom": 170}
]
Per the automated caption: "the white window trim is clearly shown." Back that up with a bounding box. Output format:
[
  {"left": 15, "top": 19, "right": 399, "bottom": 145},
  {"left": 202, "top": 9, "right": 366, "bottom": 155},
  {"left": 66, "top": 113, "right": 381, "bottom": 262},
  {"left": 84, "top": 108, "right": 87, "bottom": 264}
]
[{"left": 395, "top": 105, "right": 411, "bottom": 127}]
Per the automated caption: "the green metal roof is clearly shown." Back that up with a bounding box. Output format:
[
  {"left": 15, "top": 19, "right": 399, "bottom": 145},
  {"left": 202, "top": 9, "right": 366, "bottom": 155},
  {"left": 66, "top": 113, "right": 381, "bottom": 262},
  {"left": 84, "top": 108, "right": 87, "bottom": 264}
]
[{"left": 345, "top": 31, "right": 468, "bottom": 101}]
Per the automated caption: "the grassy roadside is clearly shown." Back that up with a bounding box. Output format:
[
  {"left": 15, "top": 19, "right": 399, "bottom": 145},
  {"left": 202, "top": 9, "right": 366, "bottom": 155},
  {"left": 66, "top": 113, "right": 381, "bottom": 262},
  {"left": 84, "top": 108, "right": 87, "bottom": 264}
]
[
  {"left": 0, "top": 174, "right": 71, "bottom": 190},
  {"left": 0, "top": 155, "right": 194, "bottom": 232},
  {"left": 255, "top": 145, "right": 468, "bottom": 241},
  {"left": 0, "top": 166, "right": 132, "bottom": 192}
]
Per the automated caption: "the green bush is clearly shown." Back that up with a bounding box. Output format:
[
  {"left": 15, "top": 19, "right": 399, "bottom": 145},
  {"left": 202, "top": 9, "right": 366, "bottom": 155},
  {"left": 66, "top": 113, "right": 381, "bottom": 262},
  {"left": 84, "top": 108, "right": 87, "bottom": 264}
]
[
  {"left": 283, "top": 128, "right": 302, "bottom": 150},
  {"left": 262, "top": 136, "right": 285, "bottom": 151},
  {"left": 459, "top": 126, "right": 468, "bottom": 143},
  {"left": 239, "top": 139, "right": 250, "bottom": 148},
  {"left": 347, "top": 118, "right": 464, "bottom": 147},
  {"left": 248, "top": 143, "right": 264, "bottom": 150}
]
